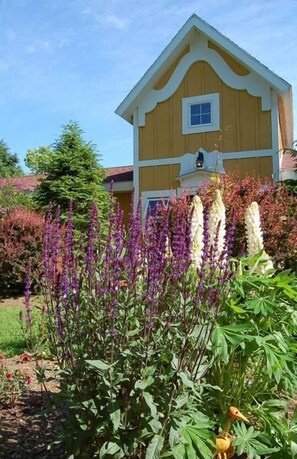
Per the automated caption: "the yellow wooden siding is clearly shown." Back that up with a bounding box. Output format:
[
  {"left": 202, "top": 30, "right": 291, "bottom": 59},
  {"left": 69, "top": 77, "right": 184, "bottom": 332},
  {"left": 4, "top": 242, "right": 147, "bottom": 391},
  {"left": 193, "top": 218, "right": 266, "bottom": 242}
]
[
  {"left": 153, "top": 45, "right": 190, "bottom": 90},
  {"left": 139, "top": 164, "right": 180, "bottom": 192},
  {"left": 114, "top": 192, "right": 132, "bottom": 226},
  {"left": 223, "top": 156, "right": 273, "bottom": 179},
  {"left": 139, "top": 61, "right": 272, "bottom": 160},
  {"left": 208, "top": 41, "right": 250, "bottom": 76}
]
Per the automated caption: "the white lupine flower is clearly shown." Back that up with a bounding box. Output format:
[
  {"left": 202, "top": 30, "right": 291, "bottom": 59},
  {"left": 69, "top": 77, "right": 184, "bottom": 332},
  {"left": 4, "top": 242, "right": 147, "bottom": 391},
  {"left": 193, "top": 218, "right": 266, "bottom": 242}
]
[
  {"left": 190, "top": 195, "right": 204, "bottom": 268},
  {"left": 209, "top": 190, "right": 226, "bottom": 258},
  {"left": 245, "top": 202, "right": 263, "bottom": 257},
  {"left": 245, "top": 201, "right": 273, "bottom": 273}
]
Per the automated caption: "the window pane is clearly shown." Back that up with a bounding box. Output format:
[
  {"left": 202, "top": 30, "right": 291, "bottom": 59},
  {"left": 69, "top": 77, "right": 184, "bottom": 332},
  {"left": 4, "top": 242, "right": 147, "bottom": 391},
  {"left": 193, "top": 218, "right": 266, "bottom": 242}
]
[
  {"left": 191, "top": 114, "right": 202, "bottom": 125},
  {"left": 190, "top": 102, "right": 211, "bottom": 126},
  {"left": 201, "top": 113, "right": 211, "bottom": 124},
  {"left": 201, "top": 102, "right": 211, "bottom": 114},
  {"left": 191, "top": 104, "right": 201, "bottom": 115}
]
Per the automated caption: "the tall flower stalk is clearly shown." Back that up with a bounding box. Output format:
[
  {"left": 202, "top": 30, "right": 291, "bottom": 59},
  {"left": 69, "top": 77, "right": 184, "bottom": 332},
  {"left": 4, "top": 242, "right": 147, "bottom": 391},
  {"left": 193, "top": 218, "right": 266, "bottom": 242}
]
[
  {"left": 209, "top": 190, "right": 226, "bottom": 262},
  {"left": 190, "top": 195, "right": 204, "bottom": 269},
  {"left": 245, "top": 201, "right": 273, "bottom": 273}
]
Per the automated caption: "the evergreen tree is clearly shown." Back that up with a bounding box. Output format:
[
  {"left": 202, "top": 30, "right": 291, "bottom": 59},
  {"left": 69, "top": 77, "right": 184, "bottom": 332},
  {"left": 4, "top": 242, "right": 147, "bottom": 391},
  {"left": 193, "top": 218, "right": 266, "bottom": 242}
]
[
  {"left": 0, "top": 140, "right": 23, "bottom": 177},
  {"left": 34, "top": 122, "right": 109, "bottom": 224}
]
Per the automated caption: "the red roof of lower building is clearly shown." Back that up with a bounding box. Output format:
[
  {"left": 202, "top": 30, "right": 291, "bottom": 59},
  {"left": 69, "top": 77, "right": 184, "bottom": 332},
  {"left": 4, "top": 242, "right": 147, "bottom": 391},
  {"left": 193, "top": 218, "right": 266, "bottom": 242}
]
[
  {"left": 104, "top": 165, "right": 133, "bottom": 183},
  {"left": 0, "top": 174, "right": 45, "bottom": 192},
  {"left": 0, "top": 166, "right": 134, "bottom": 192}
]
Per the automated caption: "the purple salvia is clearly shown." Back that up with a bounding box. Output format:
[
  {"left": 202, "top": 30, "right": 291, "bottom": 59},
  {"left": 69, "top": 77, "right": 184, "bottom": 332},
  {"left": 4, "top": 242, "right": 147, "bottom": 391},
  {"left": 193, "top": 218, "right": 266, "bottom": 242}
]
[
  {"left": 24, "top": 263, "right": 33, "bottom": 326},
  {"left": 170, "top": 200, "right": 191, "bottom": 281},
  {"left": 126, "top": 198, "right": 142, "bottom": 285},
  {"left": 86, "top": 203, "right": 98, "bottom": 279}
]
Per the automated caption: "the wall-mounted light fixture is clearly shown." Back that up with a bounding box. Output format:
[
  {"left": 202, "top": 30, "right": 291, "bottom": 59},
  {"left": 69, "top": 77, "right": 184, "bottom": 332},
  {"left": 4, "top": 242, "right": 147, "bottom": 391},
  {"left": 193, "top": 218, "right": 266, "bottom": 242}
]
[{"left": 196, "top": 150, "right": 204, "bottom": 168}]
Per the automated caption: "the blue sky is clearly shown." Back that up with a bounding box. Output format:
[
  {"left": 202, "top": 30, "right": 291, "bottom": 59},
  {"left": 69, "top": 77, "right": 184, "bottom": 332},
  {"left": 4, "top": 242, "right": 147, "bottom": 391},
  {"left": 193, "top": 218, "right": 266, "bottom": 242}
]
[{"left": 0, "top": 0, "right": 296, "bottom": 172}]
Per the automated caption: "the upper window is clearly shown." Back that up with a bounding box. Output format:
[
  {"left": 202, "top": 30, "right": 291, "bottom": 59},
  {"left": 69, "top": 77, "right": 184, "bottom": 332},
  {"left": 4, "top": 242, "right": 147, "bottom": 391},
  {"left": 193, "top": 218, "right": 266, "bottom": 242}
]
[{"left": 182, "top": 93, "right": 220, "bottom": 134}]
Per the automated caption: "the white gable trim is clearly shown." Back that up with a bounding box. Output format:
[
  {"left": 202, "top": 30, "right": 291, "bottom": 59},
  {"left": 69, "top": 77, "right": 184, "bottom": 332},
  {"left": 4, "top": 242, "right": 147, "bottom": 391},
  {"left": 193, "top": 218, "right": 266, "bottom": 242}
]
[
  {"left": 137, "top": 37, "right": 271, "bottom": 126},
  {"left": 116, "top": 14, "right": 291, "bottom": 123}
]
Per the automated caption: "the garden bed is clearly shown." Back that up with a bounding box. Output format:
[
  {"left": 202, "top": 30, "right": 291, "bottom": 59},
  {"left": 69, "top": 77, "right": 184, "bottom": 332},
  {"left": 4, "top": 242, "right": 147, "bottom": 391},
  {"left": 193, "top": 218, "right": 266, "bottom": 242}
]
[{"left": 0, "top": 355, "right": 65, "bottom": 459}]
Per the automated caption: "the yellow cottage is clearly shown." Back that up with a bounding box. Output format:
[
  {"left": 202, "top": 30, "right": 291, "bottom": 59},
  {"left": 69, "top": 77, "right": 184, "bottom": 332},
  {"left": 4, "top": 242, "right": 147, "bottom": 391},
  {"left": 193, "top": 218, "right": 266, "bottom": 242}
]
[{"left": 116, "top": 14, "right": 294, "bottom": 215}]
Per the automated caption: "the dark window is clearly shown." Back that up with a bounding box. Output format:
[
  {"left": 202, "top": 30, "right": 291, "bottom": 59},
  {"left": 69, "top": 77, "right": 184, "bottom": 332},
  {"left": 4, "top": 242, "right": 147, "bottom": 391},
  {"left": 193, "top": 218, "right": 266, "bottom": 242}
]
[
  {"left": 147, "top": 199, "right": 169, "bottom": 216},
  {"left": 190, "top": 102, "right": 211, "bottom": 126}
]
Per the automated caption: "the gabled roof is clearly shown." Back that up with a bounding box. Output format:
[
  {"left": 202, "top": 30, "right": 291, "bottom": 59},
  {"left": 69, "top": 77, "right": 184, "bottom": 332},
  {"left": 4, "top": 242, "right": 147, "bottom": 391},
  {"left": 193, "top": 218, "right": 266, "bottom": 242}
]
[{"left": 116, "top": 14, "right": 292, "bottom": 129}]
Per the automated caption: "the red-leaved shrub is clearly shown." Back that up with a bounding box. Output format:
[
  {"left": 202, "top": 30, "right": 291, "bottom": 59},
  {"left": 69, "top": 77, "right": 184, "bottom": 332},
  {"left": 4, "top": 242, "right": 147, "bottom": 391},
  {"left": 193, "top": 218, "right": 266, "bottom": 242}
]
[
  {"left": 197, "top": 174, "right": 297, "bottom": 270},
  {"left": 0, "top": 207, "right": 45, "bottom": 296}
]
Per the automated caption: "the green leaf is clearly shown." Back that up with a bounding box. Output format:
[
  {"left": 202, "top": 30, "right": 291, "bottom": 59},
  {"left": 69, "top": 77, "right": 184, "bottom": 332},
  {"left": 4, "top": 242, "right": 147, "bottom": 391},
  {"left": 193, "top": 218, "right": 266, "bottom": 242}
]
[
  {"left": 144, "top": 392, "right": 158, "bottom": 419},
  {"left": 178, "top": 371, "right": 195, "bottom": 390},
  {"left": 109, "top": 404, "right": 121, "bottom": 432},
  {"left": 291, "top": 441, "right": 297, "bottom": 457},
  {"left": 171, "top": 443, "right": 186, "bottom": 459},
  {"left": 174, "top": 393, "right": 188, "bottom": 409},
  {"left": 85, "top": 359, "right": 110, "bottom": 371},
  {"left": 99, "top": 441, "right": 121, "bottom": 458},
  {"left": 135, "top": 376, "right": 154, "bottom": 390},
  {"left": 145, "top": 435, "right": 164, "bottom": 459}
]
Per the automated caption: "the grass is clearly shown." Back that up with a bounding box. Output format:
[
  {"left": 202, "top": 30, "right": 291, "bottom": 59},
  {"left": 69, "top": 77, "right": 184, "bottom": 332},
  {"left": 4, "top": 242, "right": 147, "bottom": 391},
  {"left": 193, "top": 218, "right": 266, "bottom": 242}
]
[{"left": 0, "top": 306, "right": 26, "bottom": 357}]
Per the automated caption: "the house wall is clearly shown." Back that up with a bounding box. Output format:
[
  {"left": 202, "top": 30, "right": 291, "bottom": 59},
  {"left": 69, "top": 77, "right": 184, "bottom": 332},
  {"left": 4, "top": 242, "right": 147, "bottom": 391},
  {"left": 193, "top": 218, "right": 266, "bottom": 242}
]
[
  {"left": 139, "top": 61, "right": 272, "bottom": 160},
  {"left": 130, "top": 31, "right": 281, "bottom": 205},
  {"left": 138, "top": 60, "right": 274, "bottom": 193},
  {"left": 114, "top": 191, "right": 132, "bottom": 226}
]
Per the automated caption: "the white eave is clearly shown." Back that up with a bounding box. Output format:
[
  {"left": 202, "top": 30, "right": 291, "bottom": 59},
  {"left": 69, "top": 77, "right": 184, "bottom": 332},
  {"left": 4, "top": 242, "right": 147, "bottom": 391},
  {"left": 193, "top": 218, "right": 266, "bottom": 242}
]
[{"left": 115, "top": 13, "right": 292, "bottom": 126}]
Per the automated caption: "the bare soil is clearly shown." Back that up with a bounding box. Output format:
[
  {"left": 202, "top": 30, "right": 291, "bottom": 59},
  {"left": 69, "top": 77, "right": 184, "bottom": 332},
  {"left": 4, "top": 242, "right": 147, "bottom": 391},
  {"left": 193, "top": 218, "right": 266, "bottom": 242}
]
[{"left": 0, "top": 355, "right": 66, "bottom": 459}]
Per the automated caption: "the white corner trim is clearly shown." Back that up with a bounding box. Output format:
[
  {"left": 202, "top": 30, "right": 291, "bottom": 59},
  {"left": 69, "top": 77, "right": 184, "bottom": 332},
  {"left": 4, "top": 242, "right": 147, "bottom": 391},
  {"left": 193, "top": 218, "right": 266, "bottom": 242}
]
[
  {"left": 133, "top": 109, "right": 140, "bottom": 208},
  {"left": 137, "top": 39, "right": 271, "bottom": 126},
  {"left": 270, "top": 89, "right": 280, "bottom": 181}
]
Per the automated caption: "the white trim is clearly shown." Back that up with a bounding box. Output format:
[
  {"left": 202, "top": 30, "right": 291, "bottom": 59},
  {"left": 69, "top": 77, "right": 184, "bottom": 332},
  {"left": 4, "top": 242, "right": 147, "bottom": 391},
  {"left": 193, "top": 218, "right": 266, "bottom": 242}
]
[
  {"left": 270, "top": 90, "right": 280, "bottom": 181},
  {"left": 103, "top": 181, "right": 133, "bottom": 192},
  {"left": 133, "top": 109, "right": 140, "bottom": 209},
  {"left": 116, "top": 14, "right": 290, "bottom": 123},
  {"left": 137, "top": 149, "right": 275, "bottom": 168},
  {"left": 182, "top": 93, "right": 220, "bottom": 134},
  {"left": 137, "top": 38, "right": 272, "bottom": 126}
]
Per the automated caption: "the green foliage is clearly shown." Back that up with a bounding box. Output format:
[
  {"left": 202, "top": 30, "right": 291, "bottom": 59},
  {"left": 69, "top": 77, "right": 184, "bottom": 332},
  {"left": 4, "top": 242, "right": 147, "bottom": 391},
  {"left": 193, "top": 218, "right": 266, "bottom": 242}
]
[
  {"left": 206, "top": 259, "right": 297, "bottom": 458},
  {"left": 25, "top": 145, "right": 53, "bottom": 174},
  {"left": 0, "top": 139, "right": 23, "bottom": 177},
  {"left": 33, "top": 121, "right": 109, "bottom": 226},
  {"left": 283, "top": 179, "right": 297, "bottom": 196},
  {"left": 27, "top": 202, "right": 297, "bottom": 458},
  {"left": 0, "top": 185, "right": 36, "bottom": 215}
]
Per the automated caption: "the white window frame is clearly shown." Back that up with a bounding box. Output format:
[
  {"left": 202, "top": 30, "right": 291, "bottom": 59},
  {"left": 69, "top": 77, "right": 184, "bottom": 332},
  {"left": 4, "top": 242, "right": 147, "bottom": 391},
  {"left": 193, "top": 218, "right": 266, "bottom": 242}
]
[{"left": 182, "top": 93, "right": 220, "bottom": 134}]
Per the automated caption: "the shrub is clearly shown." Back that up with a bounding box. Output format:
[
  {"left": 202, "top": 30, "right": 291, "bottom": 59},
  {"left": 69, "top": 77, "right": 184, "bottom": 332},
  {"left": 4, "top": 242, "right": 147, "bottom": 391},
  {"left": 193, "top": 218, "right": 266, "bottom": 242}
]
[
  {"left": 0, "top": 207, "right": 44, "bottom": 296},
  {"left": 0, "top": 185, "right": 36, "bottom": 216},
  {"left": 26, "top": 195, "right": 297, "bottom": 458},
  {"left": 197, "top": 174, "right": 297, "bottom": 270}
]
